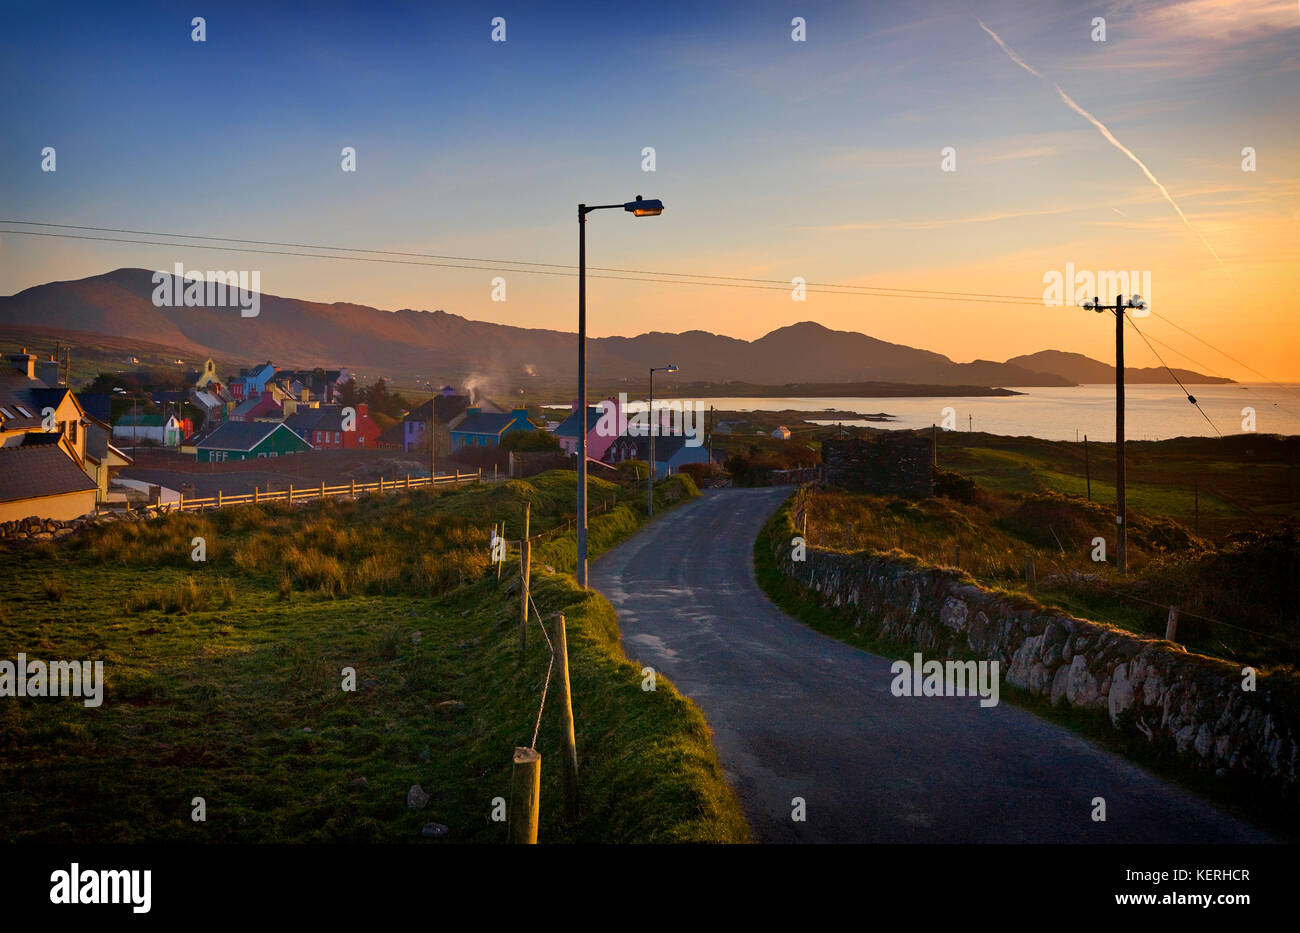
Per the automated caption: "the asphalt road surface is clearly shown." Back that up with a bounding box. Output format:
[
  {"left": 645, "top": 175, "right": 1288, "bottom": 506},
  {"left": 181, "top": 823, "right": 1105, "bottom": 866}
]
[{"left": 591, "top": 487, "right": 1272, "bottom": 844}]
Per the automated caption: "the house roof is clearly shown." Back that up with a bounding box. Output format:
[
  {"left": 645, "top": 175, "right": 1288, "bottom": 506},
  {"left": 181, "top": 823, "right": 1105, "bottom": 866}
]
[
  {"left": 554, "top": 406, "right": 602, "bottom": 439},
  {"left": 613, "top": 434, "right": 696, "bottom": 462},
  {"left": 407, "top": 394, "right": 470, "bottom": 423},
  {"left": 75, "top": 393, "right": 114, "bottom": 423},
  {"left": 0, "top": 444, "right": 97, "bottom": 502},
  {"left": 83, "top": 419, "right": 131, "bottom": 465},
  {"left": 196, "top": 420, "right": 299, "bottom": 451},
  {"left": 453, "top": 410, "right": 528, "bottom": 436},
  {"left": 0, "top": 372, "right": 79, "bottom": 431},
  {"left": 285, "top": 406, "right": 346, "bottom": 436}
]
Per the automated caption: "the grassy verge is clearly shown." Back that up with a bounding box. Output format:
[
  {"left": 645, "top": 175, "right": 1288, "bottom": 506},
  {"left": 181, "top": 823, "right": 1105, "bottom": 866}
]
[
  {"left": 754, "top": 497, "right": 1297, "bottom": 841},
  {"left": 0, "top": 470, "right": 748, "bottom": 843}
]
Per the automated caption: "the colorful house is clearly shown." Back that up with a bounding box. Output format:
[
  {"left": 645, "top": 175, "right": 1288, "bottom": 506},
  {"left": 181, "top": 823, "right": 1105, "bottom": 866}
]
[
  {"left": 228, "top": 361, "right": 277, "bottom": 402},
  {"left": 400, "top": 390, "right": 470, "bottom": 453},
  {"left": 449, "top": 407, "right": 534, "bottom": 450},
  {"left": 553, "top": 401, "right": 619, "bottom": 462},
  {"left": 284, "top": 404, "right": 381, "bottom": 449},
  {"left": 605, "top": 434, "right": 710, "bottom": 479},
  {"left": 194, "top": 421, "right": 312, "bottom": 462}
]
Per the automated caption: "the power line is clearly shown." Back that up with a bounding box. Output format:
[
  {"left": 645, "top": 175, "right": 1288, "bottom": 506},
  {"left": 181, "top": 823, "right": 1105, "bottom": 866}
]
[
  {"left": 1149, "top": 309, "right": 1300, "bottom": 399},
  {"left": 1137, "top": 322, "right": 1300, "bottom": 421},
  {"left": 1125, "top": 313, "right": 1222, "bottom": 436},
  {"left": 4, "top": 228, "right": 1058, "bottom": 304},
  {"left": 0, "top": 220, "right": 1046, "bottom": 304},
  {"left": 3, "top": 219, "right": 1292, "bottom": 396}
]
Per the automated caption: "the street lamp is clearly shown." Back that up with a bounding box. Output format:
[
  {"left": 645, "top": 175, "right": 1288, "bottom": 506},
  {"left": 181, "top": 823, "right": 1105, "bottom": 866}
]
[
  {"left": 1080, "top": 292, "right": 1147, "bottom": 575},
  {"left": 424, "top": 381, "right": 436, "bottom": 482},
  {"left": 648, "top": 364, "right": 679, "bottom": 516},
  {"left": 576, "top": 194, "right": 664, "bottom": 588}
]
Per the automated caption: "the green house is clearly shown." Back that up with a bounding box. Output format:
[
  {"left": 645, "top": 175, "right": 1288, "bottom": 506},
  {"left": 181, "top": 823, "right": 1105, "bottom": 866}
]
[{"left": 195, "top": 420, "right": 312, "bottom": 462}]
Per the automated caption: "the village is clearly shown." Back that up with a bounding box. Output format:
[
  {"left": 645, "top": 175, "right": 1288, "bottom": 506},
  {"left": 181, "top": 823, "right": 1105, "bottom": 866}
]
[{"left": 0, "top": 345, "right": 724, "bottom": 524}]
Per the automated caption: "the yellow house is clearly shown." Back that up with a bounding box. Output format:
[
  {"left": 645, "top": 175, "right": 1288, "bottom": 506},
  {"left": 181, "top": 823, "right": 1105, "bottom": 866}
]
[
  {"left": 82, "top": 416, "right": 134, "bottom": 503},
  {"left": 0, "top": 439, "right": 98, "bottom": 522}
]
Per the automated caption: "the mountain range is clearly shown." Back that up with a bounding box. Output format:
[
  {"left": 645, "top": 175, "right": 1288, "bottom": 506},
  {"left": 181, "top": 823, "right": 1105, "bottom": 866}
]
[{"left": 0, "top": 269, "right": 1230, "bottom": 391}]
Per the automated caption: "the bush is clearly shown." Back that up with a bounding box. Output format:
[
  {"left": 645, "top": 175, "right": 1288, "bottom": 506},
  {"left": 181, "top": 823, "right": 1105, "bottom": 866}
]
[
  {"left": 934, "top": 467, "right": 980, "bottom": 504},
  {"left": 676, "top": 462, "right": 712, "bottom": 487},
  {"left": 500, "top": 429, "right": 561, "bottom": 453}
]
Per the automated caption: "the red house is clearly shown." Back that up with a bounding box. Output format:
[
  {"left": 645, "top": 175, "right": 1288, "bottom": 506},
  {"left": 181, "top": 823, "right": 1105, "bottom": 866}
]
[{"left": 284, "top": 403, "right": 381, "bottom": 449}]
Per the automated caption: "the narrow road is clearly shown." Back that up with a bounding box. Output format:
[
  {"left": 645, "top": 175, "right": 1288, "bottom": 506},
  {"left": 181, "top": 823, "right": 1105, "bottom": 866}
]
[{"left": 591, "top": 487, "right": 1271, "bottom": 843}]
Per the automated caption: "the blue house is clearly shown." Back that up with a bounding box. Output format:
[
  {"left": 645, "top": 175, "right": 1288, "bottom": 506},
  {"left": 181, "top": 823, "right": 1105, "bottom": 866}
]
[
  {"left": 449, "top": 407, "right": 534, "bottom": 450},
  {"left": 606, "top": 434, "right": 710, "bottom": 479}
]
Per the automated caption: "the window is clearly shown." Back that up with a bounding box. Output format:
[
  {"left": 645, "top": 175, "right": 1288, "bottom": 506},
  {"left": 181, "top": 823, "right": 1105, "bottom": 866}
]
[
  {"left": 15, "top": 405, "right": 31, "bottom": 417},
  {"left": 0, "top": 407, "right": 11, "bottom": 418}
]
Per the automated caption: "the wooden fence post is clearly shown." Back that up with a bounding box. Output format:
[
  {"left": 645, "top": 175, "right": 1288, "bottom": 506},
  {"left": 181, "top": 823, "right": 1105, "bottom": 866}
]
[
  {"left": 554, "top": 613, "right": 579, "bottom": 818},
  {"left": 288, "top": 483, "right": 293, "bottom": 504},
  {"left": 1165, "top": 605, "right": 1179, "bottom": 642},
  {"left": 320, "top": 480, "right": 325, "bottom": 500},
  {"left": 216, "top": 489, "right": 223, "bottom": 508},
  {"left": 253, "top": 486, "right": 259, "bottom": 504},
  {"left": 520, "top": 502, "right": 531, "bottom": 657},
  {"left": 477, "top": 466, "right": 482, "bottom": 485},
  {"left": 509, "top": 747, "right": 541, "bottom": 844},
  {"left": 350, "top": 479, "right": 355, "bottom": 497},
  {"left": 455, "top": 469, "right": 460, "bottom": 484},
  {"left": 405, "top": 474, "right": 410, "bottom": 490},
  {"left": 1024, "top": 555, "right": 1036, "bottom": 596},
  {"left": 493, "top": 464, "right": 498, "bottom": 483},
  {"left": 178, "top": 491, "right": 184, "bottom": 511}
]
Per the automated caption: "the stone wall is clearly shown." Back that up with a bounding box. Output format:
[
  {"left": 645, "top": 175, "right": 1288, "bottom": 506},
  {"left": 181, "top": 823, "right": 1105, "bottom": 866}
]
[
  {"left": 823, "top": 432, "right": 933, "bottom": 498},
  {"left": 771, "top": 500, "right": 1300, "bottom": 806}
]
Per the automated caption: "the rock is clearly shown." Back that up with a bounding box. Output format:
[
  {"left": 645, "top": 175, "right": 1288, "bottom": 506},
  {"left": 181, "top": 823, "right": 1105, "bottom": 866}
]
[
  {"left": 1065, "top": 655, "right": 1101, "bottom": 707},
  {"left": 420, "top": 822, "right": 449, "bottom": 838},
  {"left": 543, "top": 565, "right": 555, "bottom": 574},
  {"left": 436, "top": 700, "right": 466, "bottom": 714},
  {"left": 410, "top": 631, "right": 422, "bottom": 645},
  {"left": 1107, "top": 663, "right": 1135, "bottom": 725},
  {"left": 407, "top": 784, "right": 430, "bottom": 810},
  {"left": 349, "top": 777, "right": 369, "bottom": 790}
]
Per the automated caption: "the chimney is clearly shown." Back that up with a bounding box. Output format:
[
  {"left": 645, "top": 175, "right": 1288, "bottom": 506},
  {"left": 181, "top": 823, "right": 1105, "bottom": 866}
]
[{"left": 6, "top": 348, "right": 35, "bottom": 379}]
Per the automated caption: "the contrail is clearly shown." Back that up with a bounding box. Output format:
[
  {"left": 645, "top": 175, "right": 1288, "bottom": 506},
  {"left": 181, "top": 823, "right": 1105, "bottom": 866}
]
[
  {"left": 977, "top": 19, "right": 1040, "bottom": 77},
  {"left": 978, "top": 19, "right": 1222, "bottom": 264}
]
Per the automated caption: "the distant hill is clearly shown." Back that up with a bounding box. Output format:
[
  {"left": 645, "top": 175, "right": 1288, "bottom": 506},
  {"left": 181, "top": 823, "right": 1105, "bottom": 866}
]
[
  {"left": 0, "top": 269, "right": 1229, "bottom": 392},
  {"left": 1008, "top": 350, "right": 1232, "bottom": 386}
]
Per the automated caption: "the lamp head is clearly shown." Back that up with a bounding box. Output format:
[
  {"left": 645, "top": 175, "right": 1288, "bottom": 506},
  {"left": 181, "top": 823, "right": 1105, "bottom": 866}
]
[{"left": 625, "top": 195, "right": 664, "bottom": 216}]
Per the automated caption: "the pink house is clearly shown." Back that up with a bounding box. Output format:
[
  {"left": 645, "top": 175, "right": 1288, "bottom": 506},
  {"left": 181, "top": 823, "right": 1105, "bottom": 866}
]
[{"left": 554, "top": 397, "right": 623, "bottom": 462}]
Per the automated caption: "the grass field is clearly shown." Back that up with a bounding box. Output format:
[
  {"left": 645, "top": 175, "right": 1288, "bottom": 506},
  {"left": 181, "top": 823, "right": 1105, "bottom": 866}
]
[
  {"left": 0, "top": 471, "right": 749, "bottom": 843},
  {"left": 797, "top": 434, "right": 1300, "bottom": 669}
]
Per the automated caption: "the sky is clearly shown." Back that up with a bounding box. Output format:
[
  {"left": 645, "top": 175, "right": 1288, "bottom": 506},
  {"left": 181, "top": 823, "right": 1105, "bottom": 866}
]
[{"left": 1, "top": 0, "right": 1297, "bottom": 380}]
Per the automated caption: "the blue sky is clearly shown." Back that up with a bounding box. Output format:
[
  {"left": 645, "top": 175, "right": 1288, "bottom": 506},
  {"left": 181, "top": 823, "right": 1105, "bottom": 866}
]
[{"left": 2, "top": 0, "right": 1297, "bottom": 377}]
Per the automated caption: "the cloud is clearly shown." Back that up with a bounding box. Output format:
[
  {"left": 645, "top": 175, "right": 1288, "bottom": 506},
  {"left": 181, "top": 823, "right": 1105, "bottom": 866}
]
[{"left": 978, "top": 18, "right": 1224, "bottom": 264}]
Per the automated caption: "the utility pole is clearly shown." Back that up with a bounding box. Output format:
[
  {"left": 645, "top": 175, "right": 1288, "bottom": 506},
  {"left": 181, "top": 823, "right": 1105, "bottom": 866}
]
[{"left": 1082, "top": 292, "right": 1147, "bottom": 576}]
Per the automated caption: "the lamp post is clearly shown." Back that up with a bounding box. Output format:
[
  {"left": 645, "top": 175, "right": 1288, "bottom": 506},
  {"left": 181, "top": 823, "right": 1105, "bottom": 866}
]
[
  {"left": 1081, "top": 292, "right": 1147, "bottom": 576},
  {"left": 576, "top": 195, "right": 664, "bottom": 588},
  {"left": 648, "top": 363, "right": 679, "bottom": 516},
  {"left": 424, "top": 381, "right": 436, "bottom": 482}
]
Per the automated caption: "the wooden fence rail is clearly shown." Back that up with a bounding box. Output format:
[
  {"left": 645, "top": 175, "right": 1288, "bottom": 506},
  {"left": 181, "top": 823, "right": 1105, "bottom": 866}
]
[{"left": 173, "top": 470, "right": 482, "bottom": 512}]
